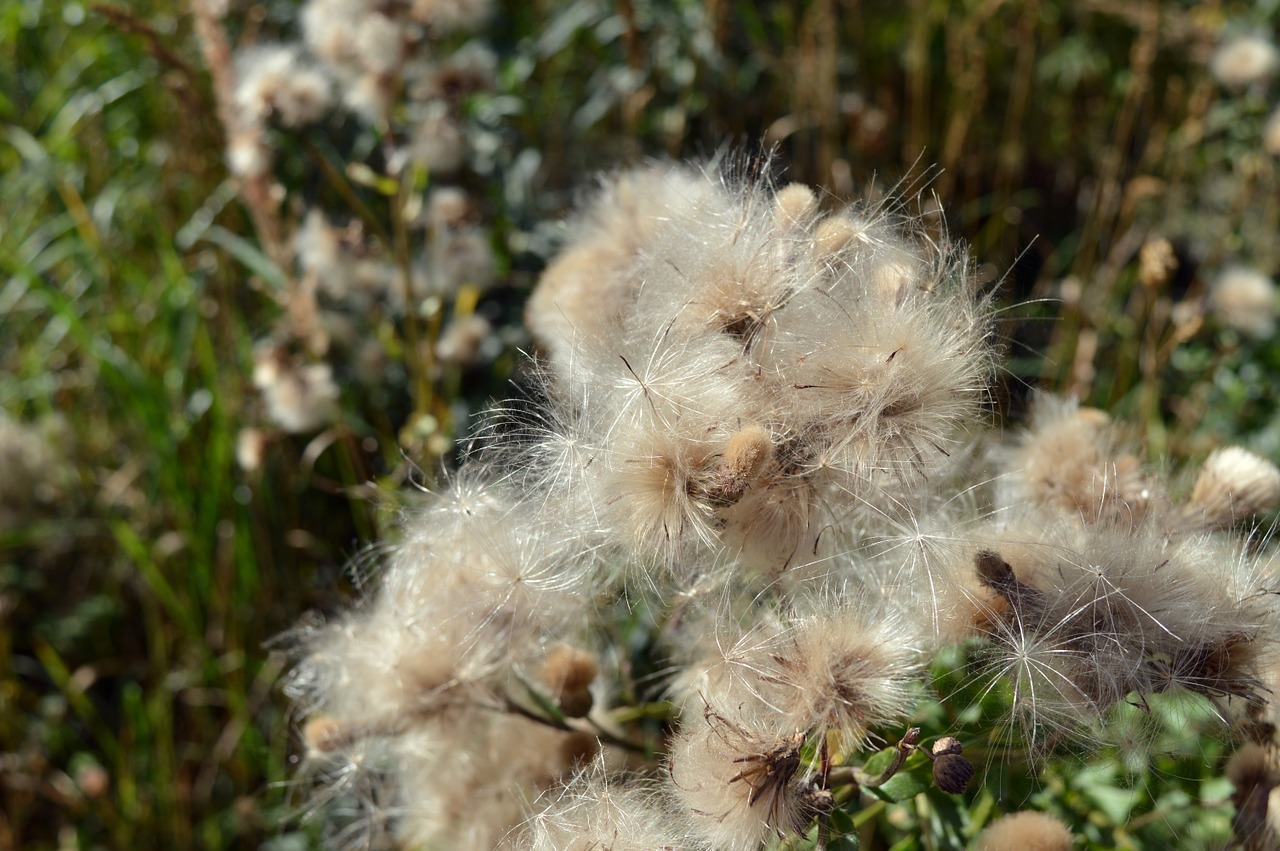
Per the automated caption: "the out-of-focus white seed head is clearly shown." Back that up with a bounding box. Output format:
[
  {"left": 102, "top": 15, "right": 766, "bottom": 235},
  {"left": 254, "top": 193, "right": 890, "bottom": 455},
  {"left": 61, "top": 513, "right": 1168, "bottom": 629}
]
[
  {"left": 436, "top": 314, "right": 494, "bottom": 366},
  {"left": 409, "top": 0, "right": 493, "bottom": 33},
  {"left": 252, "top": 346, "right": 340, "bottom": 434},
  {"left": 536, "top": 645, "right": 597, "bottom": 718},
  {"left": 1186, "top": 446, "right": 1280, "bottom": 530},
  {"left": 227, "top": 129, "right": 271, "bottom": 178},
  {"left": 1138, "top": 237, "right": 1177, "bottom": 290},
  {"left": 295, "top": 209, "right": 342, "bottom": 279},
  {"left": 1210, "top": 266, "right": 1277, "bottom": 339},
  {"left": 0, "top": 411, "right": 70, "bottom": 529},
  {"left": 351, "top": 13, "right": 406, "bottom": 76},
  {"left": 302, "top": 714, "right": 349, "bottom": 754},
  {"left": 1210, "top": 32, "right": 1280, "bottom": 89},
  {"left": 1226, "top": 742, "right": 1274, "bottom": 790},
  {"left": 427, "top": 186, "right": 473, "bottom": 230},
  {"left": 235, "top": 43, "right": 331, "bottom": 128},
  {"left": 411, "top": 42, "right": 496, "bottom": 101},
  {"left": 235, "top": 427, "right": 267, "bottom": 472},
  {"left": 344, "top": 72, "right": 396, "bottom": 124},
  {"left": 402, "top": 102, "right": 468, "bottom": 172},
  {"left": 430, "top": 225, "right": 494, "bottom": 293},
  {"left": 975, "top": 811, "right": 1074, "bottom": 851},
  {"left": 301, "top": 0, "right": 364, "bottom": 67}
]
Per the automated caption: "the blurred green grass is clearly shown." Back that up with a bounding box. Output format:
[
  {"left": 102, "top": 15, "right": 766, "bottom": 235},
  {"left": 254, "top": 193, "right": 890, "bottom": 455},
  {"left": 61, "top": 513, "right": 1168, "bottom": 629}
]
[{"left": 1, "top": 0, "right": 1278, "bottom": 848}]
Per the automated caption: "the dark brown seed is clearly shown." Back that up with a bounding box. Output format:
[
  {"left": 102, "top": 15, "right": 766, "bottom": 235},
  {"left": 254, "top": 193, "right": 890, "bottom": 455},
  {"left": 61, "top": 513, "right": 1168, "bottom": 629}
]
[
  {"left": 558, "top": 687, "right": 594, "bottom": 718},
  {"left": 933, "top": 753, "right": 975, "bottom": 794}
]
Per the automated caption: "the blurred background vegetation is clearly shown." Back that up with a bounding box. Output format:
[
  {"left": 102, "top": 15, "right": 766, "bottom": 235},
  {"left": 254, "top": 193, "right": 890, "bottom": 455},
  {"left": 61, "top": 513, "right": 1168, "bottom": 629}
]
[{"left": 1, "top": 0, "right": 1278, "bottom": 847}]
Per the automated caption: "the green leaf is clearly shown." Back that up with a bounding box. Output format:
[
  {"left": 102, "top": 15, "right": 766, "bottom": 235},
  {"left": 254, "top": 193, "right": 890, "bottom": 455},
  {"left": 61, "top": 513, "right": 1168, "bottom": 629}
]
[
  {"left": 871, "top": 768, "right": 929, "bottom": 803},
  {"left": 346, "top": 161, "right": 400, "bottom": 196},
  {"left": 200, "top": 225, "right": 286, "bottom": 291},
  {"left": 828, "top": 808, "right": 861, "bottom": 850},
  {"left": 861, "top": 745, "right": 898, "bottom": 778}
]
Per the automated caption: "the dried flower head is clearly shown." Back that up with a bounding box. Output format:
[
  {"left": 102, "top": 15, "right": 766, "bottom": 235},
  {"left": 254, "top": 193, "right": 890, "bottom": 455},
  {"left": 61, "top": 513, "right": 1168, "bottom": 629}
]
[
  {"left": 1211, "top": 32, "right": 1280, "bottom": 89},
  {"left": 252, "top": 347, "right": 340, "bottom": 433},
  {"left": 975, "top": 810, "right": 1074, "bottom": 851},
  {"left": 235, "top": 44, "right": 331, "bottom": 128},
  {"left": 1210, "top": 266, "right": 1277, "bottom": 339},
  {"left": 520, "top": 756, "right": 683, "bottom": 850},
  {"left": 1226, "top": 738, "right": 1276, "bottom": 840},
  {"left": 969, "top": 520, "right": 1272, "bottom": 746},
  {"left": 997, "top": 396, "right": 1157, "bottom": 527},
  {"left": 1138, "top": 237, "right": 1176, "bottom": 290},
  {"left": 537, "top": 645, "right": 598, "bottom": 718},
  {"left": 1186, "top": 446, "right": 1280, "bottom": 530},
  {"left": 669, "top": 704, "right": 814, "bottom": 851},
  {"left": 436, "top": 314, "right": 494, "bottom": 366},
  {"left": 759, "top": 605, "right": 923, "bottom": 751},
  {"left": 926, "top": 736, "right": 974, "bottom": 794}
]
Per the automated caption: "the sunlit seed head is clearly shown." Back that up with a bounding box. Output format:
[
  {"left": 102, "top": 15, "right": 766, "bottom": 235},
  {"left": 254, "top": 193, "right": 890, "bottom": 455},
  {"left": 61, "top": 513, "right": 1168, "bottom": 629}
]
[
  {"left": 1137, "top": 237, "right": 1177, "bottom": 290},
  {"left": 774, "top": 183, "right": 818, "bottom": 230},
  {"left": 1186, "top": 446, "right": 1280, "bottom": 530},
  {"left": 668, "top": 704, "right": 811, "bottom": 851},
  {"left": 975, "top": 811, "right": 1074, "bottom": 851},
  {"left": 303, "top": 715, "right": 350, "bottom": 754},
  {"left": 1210, "top": 32, "right": 1280, "bottom": 89},
  {"left": 1210, "top": 266, "right": 1277, "bottom": 339}
]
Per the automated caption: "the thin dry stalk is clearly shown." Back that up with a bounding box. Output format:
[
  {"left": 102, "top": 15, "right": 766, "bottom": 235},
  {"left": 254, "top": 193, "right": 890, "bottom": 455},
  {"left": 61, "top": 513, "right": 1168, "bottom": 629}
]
[{"left": 190, "top": 0, "right": 294, "bottom": 289}]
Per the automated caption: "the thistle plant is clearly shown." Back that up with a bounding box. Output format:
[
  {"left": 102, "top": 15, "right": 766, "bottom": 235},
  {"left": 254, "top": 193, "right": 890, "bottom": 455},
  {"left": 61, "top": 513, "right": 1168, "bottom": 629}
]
[
  {"left": 192, "top": 0, "right": 503, "bottom": 468},
  {"left": 284, "top": 159, "right": 1280, "bottom": 849}
]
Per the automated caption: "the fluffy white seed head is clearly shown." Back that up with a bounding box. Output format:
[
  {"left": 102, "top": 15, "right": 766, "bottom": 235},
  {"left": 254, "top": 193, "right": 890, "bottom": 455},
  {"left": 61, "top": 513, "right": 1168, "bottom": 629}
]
[
  {"left": 1210, "top": 266, "right": 1277, "bottom": 339},
  {"left": 525, "top": 164, "right": 720, "bottom": 378},
  {"left": 995, "top": 396, "right": 1158, "bottom": 527},
  {"left": 975, "top": 811, "right": 1074, "bottom": 851},
  {"left": 235, "top": 43, "right": 331, "bottom": 128},
  {"left": 0, "top": 411, "right": 70, "bottom": 529},
  {"left": 1186, "top": 446, "right": 1280, "bottom": 530},
  {"left": 517, "top": 756, "right": 683, "bottom": 851},
  {"left": 667, "top": 704, "right": 816, "bottom": 851},
  {"left": 252, "top": 346, "right": 340, "bottom": 433},
  {"left": 967, "top": 518, "right": 1272, "bottom": 745},
  {"left": 760, "top": 605, "right": 924, "bottom": 752},
  {"left": 408, "top": 0, "right": 493, "bottom": 33},
  {"left": 1210, "top": 32, "right": 1280, "bottom": 89}
]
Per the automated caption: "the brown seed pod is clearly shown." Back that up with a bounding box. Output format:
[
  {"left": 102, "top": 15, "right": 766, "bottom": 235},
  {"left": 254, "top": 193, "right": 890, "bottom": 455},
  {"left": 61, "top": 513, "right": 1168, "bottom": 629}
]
[
  {"left": 793, "top": 784, "right": 835, "bottom": 828},
  {"left": 932, "top": 752, "right": 975, "bottom": 794},
  {"left": 557, "top": 688, "right": 594, "bottom": 719},
  {"left": 538, "top": 645, "right": 598, "bottom": 717},
  {"left": 931, "top": 736, "right": 964, "bottom": 757},
  {"left": 302, "top": 715, "right": 348, "bottom": 753}
]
